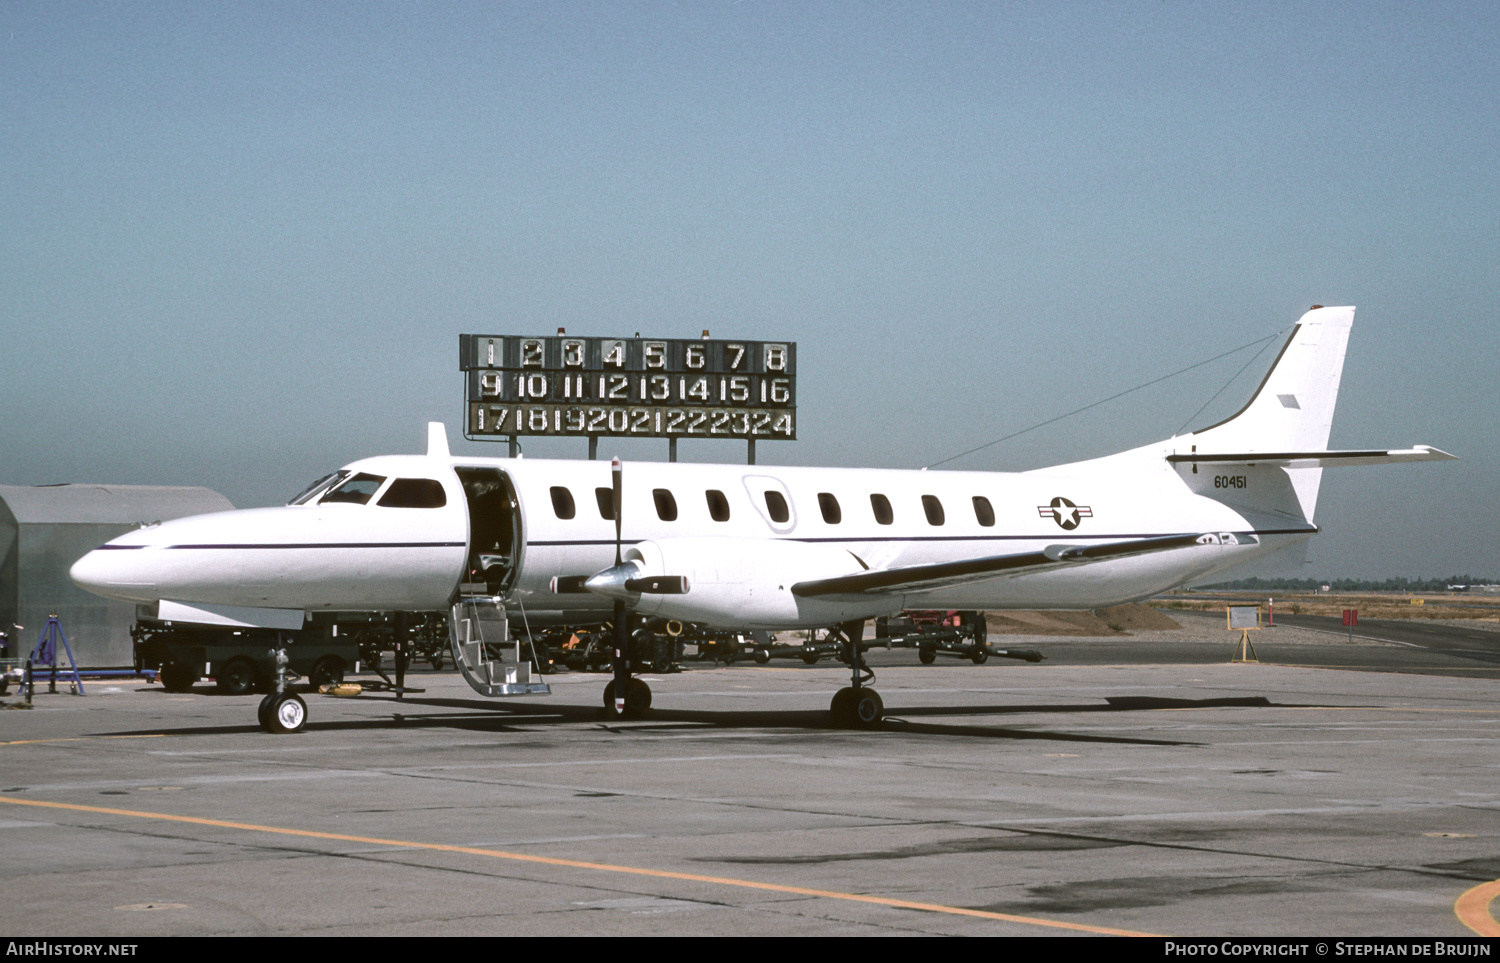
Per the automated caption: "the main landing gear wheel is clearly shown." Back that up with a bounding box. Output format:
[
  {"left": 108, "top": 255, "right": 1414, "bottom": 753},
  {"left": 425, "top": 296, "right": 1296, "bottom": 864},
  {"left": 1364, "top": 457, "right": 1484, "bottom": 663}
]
[
  {"left": 602, "top": 678, "right": 652, "bottom": 719},
  {"left": 918, "top": 646, "right": 937, "bottom": 665},
  {"left": 830, "top": 686, "right": 884, "bottom": 728},
  {"left": 261, "top": 693, "right": 307, "bottom": 734}
]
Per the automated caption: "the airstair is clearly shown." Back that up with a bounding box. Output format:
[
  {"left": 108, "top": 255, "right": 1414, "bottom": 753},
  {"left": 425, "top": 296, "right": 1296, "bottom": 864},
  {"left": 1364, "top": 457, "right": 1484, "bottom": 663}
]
[{"left": 449, "top": 598, "right": 551, "bottom": 698}]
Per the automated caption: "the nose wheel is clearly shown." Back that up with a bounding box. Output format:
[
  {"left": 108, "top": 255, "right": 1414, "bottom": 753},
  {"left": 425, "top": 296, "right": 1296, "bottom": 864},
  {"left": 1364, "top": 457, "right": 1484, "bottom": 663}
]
[
  {"left": 259, "top": 691, "right": 307, "bottom": 733},
  {"left": 258, "top": 631, "right": 307, "bottom": 734}
]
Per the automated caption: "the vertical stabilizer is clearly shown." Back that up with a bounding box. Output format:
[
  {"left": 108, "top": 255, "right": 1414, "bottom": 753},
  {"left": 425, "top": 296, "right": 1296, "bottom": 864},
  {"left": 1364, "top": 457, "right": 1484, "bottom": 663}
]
[
  {"left": 1180, "top": 305, "right": 1355, "bottom": 523},
  {"left": 1187, "top": 305, "right": 1354, "bottom": 453}
]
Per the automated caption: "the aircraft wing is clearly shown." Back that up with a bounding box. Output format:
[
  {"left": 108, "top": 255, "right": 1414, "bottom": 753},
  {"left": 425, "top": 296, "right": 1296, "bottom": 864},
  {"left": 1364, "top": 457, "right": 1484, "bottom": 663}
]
[
  {"left": 790, "top": 533, "right": 1206, "bottom": 598},
  {"left": 1166, "top": 446, "right": 1456, "bottom": 469}
]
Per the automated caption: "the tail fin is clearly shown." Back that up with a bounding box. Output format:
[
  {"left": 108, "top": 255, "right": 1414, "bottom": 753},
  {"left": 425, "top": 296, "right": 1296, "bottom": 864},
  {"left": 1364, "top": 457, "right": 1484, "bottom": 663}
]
[
  {"left": 1175, "top": 305, "right": 1353, "bottom": 526},
  {"left": 1187, "top": 305, "right": 1354, "bottom": 453}
]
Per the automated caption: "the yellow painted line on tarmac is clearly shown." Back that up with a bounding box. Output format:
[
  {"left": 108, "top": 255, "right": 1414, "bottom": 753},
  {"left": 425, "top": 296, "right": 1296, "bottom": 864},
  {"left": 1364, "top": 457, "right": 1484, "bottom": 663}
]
[
  {"left": 0, "top": 734, "right": 166, "bottom": 747},
  {"left": 1455, "top": 879, "right": 1500, "bottom": 936},
  {"left": 0, "top": 796, "right": 1156, "bottom": 936}
]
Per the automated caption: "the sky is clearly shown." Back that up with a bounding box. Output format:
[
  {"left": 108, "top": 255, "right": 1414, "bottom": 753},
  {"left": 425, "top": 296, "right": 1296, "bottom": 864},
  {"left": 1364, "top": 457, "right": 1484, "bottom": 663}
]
[{"left": 3, "top": 1, "right": 1497, "bottom": 579}]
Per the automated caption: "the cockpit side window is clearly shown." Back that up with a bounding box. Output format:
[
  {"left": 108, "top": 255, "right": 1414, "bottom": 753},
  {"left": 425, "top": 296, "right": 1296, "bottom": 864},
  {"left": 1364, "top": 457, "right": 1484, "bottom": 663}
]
[
  {"left": 378, "top": 478, "right": 448, "bottom": 509},
  {"left": 320, "top": 472, "right": 387, "bottom": 505},
  {"left": 288, "top": 470, "right": 350, "bottom": 506}
]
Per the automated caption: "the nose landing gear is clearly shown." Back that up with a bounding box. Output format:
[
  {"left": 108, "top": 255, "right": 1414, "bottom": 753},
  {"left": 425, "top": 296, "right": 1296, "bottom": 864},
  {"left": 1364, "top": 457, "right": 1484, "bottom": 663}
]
[{"left": 259, "top": 634, "right": 306, "bottom": 734}]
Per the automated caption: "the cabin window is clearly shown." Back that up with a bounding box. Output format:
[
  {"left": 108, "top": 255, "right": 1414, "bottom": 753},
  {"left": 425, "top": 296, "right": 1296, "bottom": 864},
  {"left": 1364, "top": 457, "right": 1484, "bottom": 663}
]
[
  {"left": 653, "top": 488, "right": 678, "bottom": 522},
  {"left": 870, "top": 493, "right": 893, "bottom": 525},
  {"left": 706, "top": 489, "right": 731, "bottom": 522},
  {"left": 596, "top": 487, "right": 614, "bottom": 520},
  {"left": 818, "top": 493, "right": 841, "bottom": 524},
  {"left": 320, "top": 473, "right": 386, "bottom": 506},
  {"left": 378, "top": 478, "right": 448, "bottom": 509},
  {"left": 922, "top": 495, "right": 945, "bottom": 526},
  {"left": 972, "top": 496, "right": 995, "bottom": 527},
  {"left": 764, "top": 490, "right": 790, "bottom": 524},
  {"left": 549, "top": 486, "right": 576, "bottom": 519}
]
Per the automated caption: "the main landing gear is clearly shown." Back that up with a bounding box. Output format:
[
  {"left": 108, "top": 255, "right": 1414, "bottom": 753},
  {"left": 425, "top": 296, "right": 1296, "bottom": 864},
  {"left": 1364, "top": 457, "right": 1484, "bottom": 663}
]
[
  {"left": 829, "top": 619, "right": 882, "bottom": 728},
  {"left": 602, "top": 612, "right": 654, "bottom": 720}
]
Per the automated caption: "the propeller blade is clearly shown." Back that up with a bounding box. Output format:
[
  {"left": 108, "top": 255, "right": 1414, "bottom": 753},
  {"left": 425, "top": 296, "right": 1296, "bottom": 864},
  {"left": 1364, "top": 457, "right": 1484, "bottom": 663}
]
[
  {"left": 612, "top": 456, "right": 623, "bottom": 566},
  {"left": 624, "top": 575, "right": 690, "bottom": 595}
]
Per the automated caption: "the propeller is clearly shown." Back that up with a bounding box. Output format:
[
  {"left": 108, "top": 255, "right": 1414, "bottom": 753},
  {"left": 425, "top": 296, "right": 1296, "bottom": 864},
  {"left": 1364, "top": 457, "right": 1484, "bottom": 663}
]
[
  {"left": 550, "top": 456, "right": 690, "bottom": 599},
  {"left": 544, "top": 457, "right": 690, "bottom": 715}
]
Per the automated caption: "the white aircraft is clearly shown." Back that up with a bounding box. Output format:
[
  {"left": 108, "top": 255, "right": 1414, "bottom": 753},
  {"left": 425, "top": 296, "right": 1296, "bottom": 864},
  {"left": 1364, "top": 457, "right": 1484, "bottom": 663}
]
[{"left": 71, "top": 306, "right": 1452, "bottom": 731}]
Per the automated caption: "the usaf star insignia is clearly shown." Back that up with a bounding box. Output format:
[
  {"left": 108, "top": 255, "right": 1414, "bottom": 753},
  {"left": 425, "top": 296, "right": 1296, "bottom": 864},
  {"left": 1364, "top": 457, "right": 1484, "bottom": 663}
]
[{"left": 1038, "top": 496, "right": 1092, "bottom": 530}]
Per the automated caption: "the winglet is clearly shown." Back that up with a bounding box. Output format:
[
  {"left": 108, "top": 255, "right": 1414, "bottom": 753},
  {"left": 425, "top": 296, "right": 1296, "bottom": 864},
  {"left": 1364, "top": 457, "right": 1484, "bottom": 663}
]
[{"left": 427, "top": 421, "right": 450, "bottom": 458}]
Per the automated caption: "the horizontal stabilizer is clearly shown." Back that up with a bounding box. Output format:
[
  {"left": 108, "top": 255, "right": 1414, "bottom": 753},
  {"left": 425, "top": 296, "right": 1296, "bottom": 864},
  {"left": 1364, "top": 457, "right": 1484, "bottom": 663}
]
[
  {"left": 791, "top": 533, "right": 1205, "bottom": 598},
  {"left": 1167, "top": 446, "right": 1456, "bottom": 469}
]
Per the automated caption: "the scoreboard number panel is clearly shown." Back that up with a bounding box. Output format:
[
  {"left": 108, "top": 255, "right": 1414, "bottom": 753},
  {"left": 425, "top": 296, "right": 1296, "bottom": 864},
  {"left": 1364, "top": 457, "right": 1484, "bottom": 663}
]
[{"left": 461, "top": 335, "right": 796, "bottom": 441}]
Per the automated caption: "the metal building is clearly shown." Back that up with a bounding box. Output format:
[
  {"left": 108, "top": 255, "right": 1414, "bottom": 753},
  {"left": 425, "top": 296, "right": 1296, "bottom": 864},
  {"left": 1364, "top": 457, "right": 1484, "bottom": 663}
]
[{"left": 0, "top": 484, "right": 234, "bottom": 667}]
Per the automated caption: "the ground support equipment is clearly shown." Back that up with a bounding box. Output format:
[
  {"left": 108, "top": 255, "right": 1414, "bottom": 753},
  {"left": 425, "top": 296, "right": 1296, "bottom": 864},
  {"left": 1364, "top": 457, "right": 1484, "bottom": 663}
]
[{"left": 29, "top": 616, "right": 85, "bottom": 695}]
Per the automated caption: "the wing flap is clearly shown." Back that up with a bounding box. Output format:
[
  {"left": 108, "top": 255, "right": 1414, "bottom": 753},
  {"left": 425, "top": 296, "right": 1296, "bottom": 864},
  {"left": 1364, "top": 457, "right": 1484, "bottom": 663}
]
[{"left": 790, "top": 533, "right": 1206, "bottom": 598}]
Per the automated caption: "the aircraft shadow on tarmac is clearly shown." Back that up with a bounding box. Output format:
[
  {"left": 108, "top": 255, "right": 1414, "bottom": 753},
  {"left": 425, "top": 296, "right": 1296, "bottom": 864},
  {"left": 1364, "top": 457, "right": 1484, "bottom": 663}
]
[{"left": 94, "top": 693, "right": 1336, "bottom": 747}]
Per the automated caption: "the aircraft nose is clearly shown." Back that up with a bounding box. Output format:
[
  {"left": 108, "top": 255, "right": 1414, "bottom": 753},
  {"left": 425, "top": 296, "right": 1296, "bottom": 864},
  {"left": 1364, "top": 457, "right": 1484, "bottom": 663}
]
[{"left": 70, "top": 544, "right": 156, "bottom": 601}]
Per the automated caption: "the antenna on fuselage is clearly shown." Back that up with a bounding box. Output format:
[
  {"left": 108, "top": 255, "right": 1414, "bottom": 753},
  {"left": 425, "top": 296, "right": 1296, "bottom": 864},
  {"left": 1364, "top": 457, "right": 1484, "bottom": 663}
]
[{"left": 426, "top": 421, "right": 450, "bottom": 458}]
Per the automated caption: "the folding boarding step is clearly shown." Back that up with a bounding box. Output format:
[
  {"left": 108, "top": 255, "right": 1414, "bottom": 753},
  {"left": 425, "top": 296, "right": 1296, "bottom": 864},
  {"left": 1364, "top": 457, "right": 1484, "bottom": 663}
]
[{"left": 449, "top": 599, "right": 551, "bottom": 698}]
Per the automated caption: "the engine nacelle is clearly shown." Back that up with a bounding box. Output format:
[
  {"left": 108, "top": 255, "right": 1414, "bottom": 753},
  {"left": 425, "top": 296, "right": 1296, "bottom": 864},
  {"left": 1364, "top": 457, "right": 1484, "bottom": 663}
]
[{"left": 622, "top": 537, "right": 904, "bottom": 630}]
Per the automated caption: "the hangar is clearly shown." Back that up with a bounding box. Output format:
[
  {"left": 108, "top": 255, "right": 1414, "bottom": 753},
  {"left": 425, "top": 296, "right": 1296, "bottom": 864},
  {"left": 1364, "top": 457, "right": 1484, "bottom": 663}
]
[{"left": 0, "top": 484, "right": 233, "bottom": 667}]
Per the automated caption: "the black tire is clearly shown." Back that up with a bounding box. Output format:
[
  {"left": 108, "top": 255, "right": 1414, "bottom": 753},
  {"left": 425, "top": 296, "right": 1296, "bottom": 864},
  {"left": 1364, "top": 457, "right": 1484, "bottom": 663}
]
[
  {"left": 971, "top": 647, "right": 989, "bottom": 665},
  {"left": 159, "top": 661, "right": 196, "bottom": 693},
  {"left": 309, "top": 657, "right": 345, "bottom": 688},
  {"left": 830, "top": 686, "right": 856, "bottom": 726},
  {"left": 625, "top": 678, "right": 652, "bottom": 714},
  {"left": 602, "top": 679, "right": 652, "bottom": 718},
  {"left": 264, "top": 693, "right": 307, "bottom": 734},
  {"left": 217, "top": 657, "right": 258, "bottom": 696},
  {"left": 853, "top": 689, "right": 884, "bottom": 727},
  {"left": 801, "top": 649, "right": 819, "bottom": 665},
  {"left": 918, "top": 647, "right": 937, "bottom": 665},
  {"left": 753, "top": 647, "right": 771, "bottom": 665},
  {"left": 257, "top": 691, "right": 278, "bottom": 729}
]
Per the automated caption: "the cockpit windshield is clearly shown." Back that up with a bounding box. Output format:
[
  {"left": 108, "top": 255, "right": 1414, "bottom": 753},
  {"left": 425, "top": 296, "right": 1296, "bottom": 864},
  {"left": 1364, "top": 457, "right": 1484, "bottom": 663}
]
[
  {"left": 319, "top": 472, "right": 388, "bottom": 506},
  {"left": 287, "top": 470, "right": 350, "bottom": 506}
]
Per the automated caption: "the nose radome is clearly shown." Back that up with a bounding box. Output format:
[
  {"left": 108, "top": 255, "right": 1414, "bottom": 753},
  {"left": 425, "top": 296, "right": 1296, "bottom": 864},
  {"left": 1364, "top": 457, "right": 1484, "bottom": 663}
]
[{"left": 70, "top": 545, "right": 153, "bottom": 600}]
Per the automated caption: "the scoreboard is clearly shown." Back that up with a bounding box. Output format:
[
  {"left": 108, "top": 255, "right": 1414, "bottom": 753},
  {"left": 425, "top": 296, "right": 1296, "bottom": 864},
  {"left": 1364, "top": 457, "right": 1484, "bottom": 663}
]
[{"left": 460, "top": 335, "right": 796, "bottom": 441}]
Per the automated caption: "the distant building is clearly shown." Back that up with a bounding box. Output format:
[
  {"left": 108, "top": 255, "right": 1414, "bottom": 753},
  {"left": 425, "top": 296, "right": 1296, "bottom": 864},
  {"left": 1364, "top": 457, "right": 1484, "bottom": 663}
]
[{"left": 0, "top": 484, "right": 233, "bottom": 666}]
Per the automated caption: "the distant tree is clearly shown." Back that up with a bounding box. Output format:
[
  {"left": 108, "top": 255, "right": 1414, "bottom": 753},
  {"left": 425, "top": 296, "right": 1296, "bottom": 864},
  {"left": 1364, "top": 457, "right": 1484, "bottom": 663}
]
[{"left": 1194, "top": 575, "right": 1498, "bottom": 593}]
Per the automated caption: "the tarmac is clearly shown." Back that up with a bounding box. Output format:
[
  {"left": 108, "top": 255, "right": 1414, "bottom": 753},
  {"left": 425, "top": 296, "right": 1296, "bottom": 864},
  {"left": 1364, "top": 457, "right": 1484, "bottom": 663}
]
[{"left": 1, "top": 613, "right": 1498, "bottom": 937}]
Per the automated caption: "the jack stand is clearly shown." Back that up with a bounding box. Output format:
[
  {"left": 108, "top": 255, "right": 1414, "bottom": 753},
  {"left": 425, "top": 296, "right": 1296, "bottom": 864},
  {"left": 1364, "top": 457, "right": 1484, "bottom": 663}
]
[
  {"left": 1232, "top": 629, "right": 1259, "bottom": 663},
  {"left": 29, "top": 615, "right": 84, "bottom": 695}
]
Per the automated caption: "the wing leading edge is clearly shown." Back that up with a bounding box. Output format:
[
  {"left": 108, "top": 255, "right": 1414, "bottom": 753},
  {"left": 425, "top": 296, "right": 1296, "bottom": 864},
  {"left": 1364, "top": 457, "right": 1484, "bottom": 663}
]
[{"left": 790, "top": 533, "right": 1207, "bottom": 598}]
